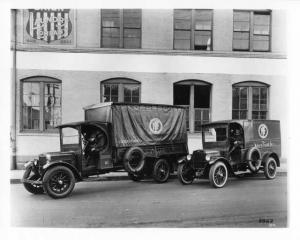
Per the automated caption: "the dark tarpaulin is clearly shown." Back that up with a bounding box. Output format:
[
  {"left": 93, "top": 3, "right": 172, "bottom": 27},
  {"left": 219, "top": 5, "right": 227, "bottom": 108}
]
[{"left": 112, "top": 105, "right": 187, "bottom": 147}]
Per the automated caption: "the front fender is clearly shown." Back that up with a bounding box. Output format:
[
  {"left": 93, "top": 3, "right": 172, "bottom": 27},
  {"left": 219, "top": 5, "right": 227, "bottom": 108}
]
[
  {"left": 42, "top": 161, "right": 82, "bottom": 181},
  {"left": 208, "top": 157, "right": 225, "bottom": 165},
  {"left": 24, "top": 159, "right": 40, "bottom": 175},
  {"left": 177, "top": 156, "right": 187, "bottom": 164},
  {"left": 24, "top": 159, "right": 35, "bottom": 169},
  {"left": 208, "top": 157, "right": 234, "bottom": 175}
]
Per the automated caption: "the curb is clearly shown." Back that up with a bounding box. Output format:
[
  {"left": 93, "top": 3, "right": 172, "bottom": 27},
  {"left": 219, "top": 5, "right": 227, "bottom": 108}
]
[{"left": 11, "top": 171, "right": 287, "bottom": 184}]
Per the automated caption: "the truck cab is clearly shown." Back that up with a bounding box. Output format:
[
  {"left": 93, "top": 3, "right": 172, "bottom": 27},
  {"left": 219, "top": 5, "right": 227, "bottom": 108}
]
[
  {"left": 22, "top": 102, "right": 188, "bottom": 199},
  {"left": 177, "top": 120, "right": 281, "bottom": 188}
]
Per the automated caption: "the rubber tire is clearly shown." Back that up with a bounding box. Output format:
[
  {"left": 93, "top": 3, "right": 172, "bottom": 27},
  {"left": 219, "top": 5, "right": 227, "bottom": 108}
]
[
  {"left": 209, "top": 161, "right": 228, "bottom": 188},
  {"left": 152, "top": 159, "right": 170, "bottom": 183},
  {"left": 123, "top": 147, "right": 146, "bottom": 175},
  {"left": 247, "top": 148, "right": 262, "bottom": 173},
  {"left": 22, "top": 166, "right": 44, "bottom": 194},
  {"left": 264, "top": 157, "right": 277, "bottom": 180},
  {"left": 42, "top": 166, "right": 75, "bottom": 199},
  {"left": 127, "top": 172, "right": 144, "bottom": 182},
  {"left": 177, "top": 163, "right": 194, "bottom": 185}
]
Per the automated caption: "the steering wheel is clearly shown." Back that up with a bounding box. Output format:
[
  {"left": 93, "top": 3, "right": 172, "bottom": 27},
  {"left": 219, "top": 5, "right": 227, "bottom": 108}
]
[{"left": 93, "top": 133, "right": 107, "bottom": 151}]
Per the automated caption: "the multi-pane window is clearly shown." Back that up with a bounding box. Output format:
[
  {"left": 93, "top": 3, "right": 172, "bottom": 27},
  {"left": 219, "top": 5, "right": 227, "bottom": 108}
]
[
  {"left": 232, "top": 82, "right": 269, "bottom": 120},
  {"left": 174, "top": 80, "right": 211, "bottom": 133},
  {"left": 103, "top": 84, "right": 119, "bottom": 102},
  {"left": 21, "top": 77, "right": 62, "bottom": 132},
  {"left": 101, "top": 9, "right": 141, "bottom": 49},
  {"left": 232, "top": 87, "right": 248, "bottom": 119},
  {"left": 174, "top": 9, "right": 213, "bottom": 50},
  {"left": 233, "top": 10, "right": 271, "bottom": 52},
  {"left": 101, "top": 78, "right": 140, "bottom": 103},
  {"left": 252, "top": 87, "right": 268, "bottom": 119}
]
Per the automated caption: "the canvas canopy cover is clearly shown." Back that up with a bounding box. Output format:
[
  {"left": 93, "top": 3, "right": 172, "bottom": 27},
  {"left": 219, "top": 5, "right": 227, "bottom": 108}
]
[{"left": 84, "top": 102, "right": 187, "bottom": 147}]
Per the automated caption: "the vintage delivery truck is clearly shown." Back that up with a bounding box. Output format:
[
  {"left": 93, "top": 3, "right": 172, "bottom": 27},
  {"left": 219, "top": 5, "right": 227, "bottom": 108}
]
[
  {"left": 177, "top": 120, "right": 281, "bottom": 188},
  {"left": 22, "top": 102, "right": 188, "bottom": 198}
]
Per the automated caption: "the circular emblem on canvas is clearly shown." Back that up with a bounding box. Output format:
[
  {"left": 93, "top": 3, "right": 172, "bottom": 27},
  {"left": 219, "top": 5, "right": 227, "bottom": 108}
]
[
  {"left": 149, "top": 118, "right": 163, "bottom": 134},
  {"left": 258, "top": 124, "right": 268, "bottom": 139}
]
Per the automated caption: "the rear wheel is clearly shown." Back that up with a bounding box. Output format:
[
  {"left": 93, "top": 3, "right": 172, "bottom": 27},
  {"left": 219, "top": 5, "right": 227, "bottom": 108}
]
[
  {"left": 42, "top": 166, "right": 75, "bottom": 199},
  {"left": 22, "top": 166, "right": 44, "bottom": 194},
  {"left": 264, "top": 157, "right": 277, "bottom": 179},
  {"left": 209, "top": 161, "right": 228, "bottom": 188},
  {"left": 177, "top": 163, "right": 194, "bottom": 185},
  {"left": 152, "top": 159, "right": 170, "bottom": 183}
]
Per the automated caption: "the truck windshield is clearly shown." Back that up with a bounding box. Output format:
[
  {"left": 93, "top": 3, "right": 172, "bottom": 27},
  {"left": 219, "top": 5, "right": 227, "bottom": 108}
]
[
  {"left": 61, "top": 127, "right": 79, "bottom": 145},
  {"left": 203, "top": 127, "right": 227, "bottom": 143}
]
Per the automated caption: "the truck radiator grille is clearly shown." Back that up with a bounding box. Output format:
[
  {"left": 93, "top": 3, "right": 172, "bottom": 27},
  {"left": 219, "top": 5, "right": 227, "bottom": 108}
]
[{"left": 191, "top": 150, "right": 207, "bottom": 169}]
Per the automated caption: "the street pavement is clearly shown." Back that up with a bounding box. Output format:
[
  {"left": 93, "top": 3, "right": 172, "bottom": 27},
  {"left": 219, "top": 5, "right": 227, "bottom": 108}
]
[{"left": 11, "top": 174, "right": 287, "bottom": 228}]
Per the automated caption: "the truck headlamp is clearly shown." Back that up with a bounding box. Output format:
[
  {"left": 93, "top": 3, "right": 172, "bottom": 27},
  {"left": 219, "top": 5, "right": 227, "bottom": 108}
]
[
  {"left": 45, "top": 154, "right": 51, "bottom": 161},
  {"left": 186, "top": 154, "right": 192, "bottom": 161},
  {"left": 205, "top": 155, "right": 211, "bottom": 161}
]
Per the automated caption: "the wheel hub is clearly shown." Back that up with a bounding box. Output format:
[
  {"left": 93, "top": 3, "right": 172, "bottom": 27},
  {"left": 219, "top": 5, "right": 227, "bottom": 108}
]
[{"left": 217, "top": 170, "right": 224, "bottom": 177}]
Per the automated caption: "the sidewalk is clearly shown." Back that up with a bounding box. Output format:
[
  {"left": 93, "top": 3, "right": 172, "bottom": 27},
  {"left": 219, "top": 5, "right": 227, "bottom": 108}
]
[{"left": 11, "top": 162, "right": 287, "bottom": 184}]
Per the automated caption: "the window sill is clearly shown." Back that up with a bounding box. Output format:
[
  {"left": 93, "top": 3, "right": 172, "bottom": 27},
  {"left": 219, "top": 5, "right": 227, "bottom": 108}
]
[
  {"left": 14, "top": 45, "right": 287, "bottom": 59},
  {"left": 18, "top": 131, "right": 59, "bottom": 136}
]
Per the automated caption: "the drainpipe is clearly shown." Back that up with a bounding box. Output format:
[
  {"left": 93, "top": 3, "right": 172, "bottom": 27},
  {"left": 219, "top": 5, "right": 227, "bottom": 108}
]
[{"left": 11, "top": 9, "right": 17, "bottom": 170}]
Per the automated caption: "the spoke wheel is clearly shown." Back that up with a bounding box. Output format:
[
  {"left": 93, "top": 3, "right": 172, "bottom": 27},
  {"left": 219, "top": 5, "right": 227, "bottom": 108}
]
[
  {"left": 264, "top": 157, "right": 277, "bottom": 180},
  {"left": 177, "top": 163, "right": 194, "bottom": 185},
  {"left": 153, "top": 159, "right": 170, "bottom": 183},
  {"left": 43, "top": 166, "right": 75, "bottom": 199},
  {"left": 209, "top": 161, "right": 228, "bottom": 188},
  {"left": 22, "top": 166, "right": 44, "bottom": 194}
]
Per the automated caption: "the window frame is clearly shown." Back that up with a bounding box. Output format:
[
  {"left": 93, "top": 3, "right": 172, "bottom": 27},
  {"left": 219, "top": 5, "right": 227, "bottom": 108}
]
[
  {"left": 233, "top": 9, "right": 272, "bottom": 52},
  {"left": 101, "top": 9, "right": 142, "bottom": 49},
  {"left": 20, "top": 76, "right": 62, "bottom": 133},
  {"left": 173, "top": 80, "right": 212, "bottom": 133},
  {"left": 173, "top": 9, "right": 214, "bottom": 51},
  {"left": 232, "top": 81, "right": 270, "bottom": 120},
  {"left": 100, "top": 78, "right": 141, "bottom": 103}
]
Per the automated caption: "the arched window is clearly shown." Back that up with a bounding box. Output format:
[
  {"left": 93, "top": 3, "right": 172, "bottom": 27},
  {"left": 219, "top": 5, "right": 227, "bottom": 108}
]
[
  {"left": 173, "top": 80, "right": 212, "bottom": 133},
  {"left": 21, "top": 76, "right": 62, "bottom": 132},
  {"left": 232, "top": 81, "right": 269, "bottom": 120},
  {"left": 100, "top": 78, "right": 141, "bottom": 103}
]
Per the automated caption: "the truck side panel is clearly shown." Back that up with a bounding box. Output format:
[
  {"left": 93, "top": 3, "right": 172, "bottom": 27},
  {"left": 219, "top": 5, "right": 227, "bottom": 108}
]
[
  {"left": 112, "top": 105, "right": 187, "bottom": 148},
  {"left": 243, "top": 120, "right": 281, "bottom": 158}
]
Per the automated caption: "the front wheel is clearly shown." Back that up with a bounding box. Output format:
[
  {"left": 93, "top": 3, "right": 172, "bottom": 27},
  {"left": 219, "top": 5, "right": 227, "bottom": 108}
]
[
  {"left": 22, "top": 166, "right": 44, "bottom": 194},
  {"left": 264, "top": 157, "right": 277, "bottom": 180},
  {"left": 152, "top": 159, "right": 170, "bottom": 183},
  {"left": 209, "top": 161, "right": 228, "bottom": 188},
  {"left": 42, "top": 166, "right": 75, "bottom": 199},
  {"left": 177, "top": 163, "right": 194, "bottom": 185}
]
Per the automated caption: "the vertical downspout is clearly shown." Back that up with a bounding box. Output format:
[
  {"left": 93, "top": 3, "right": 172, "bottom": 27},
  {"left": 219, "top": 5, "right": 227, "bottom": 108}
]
[{"left": 11, "top": 9, "right": 17, "bottom": 170}]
